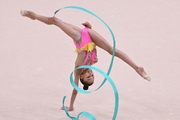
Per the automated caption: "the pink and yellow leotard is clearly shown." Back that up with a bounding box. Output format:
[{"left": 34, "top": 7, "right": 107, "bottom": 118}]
[{"left": 74, "top": 28, "right": 98, "bottom": 66}]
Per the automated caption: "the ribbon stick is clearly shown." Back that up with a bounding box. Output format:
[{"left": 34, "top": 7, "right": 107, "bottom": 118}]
[{"left": 54, "top": 6, "right": 119, "bottom": 120}]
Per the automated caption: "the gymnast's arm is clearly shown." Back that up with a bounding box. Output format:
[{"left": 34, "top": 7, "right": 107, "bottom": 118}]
[
  {"left": 61, "top": 68, "right": 81, "bottom": 111},
  {"left": 61, "top": 53, "right": 84, "bottom": 111},
  {"left": 69, "top": 69, "right": 81, "bottom": 111}
]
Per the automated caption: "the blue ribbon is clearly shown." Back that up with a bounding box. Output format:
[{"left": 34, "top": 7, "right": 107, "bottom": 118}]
[{"left": 54, "top": 6, "right": 119, "bottom": 120}]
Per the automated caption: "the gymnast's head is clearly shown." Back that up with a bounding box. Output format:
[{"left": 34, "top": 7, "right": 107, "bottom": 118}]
[{"left": 80, "top": 68, "right": 94, "bottom": 90}]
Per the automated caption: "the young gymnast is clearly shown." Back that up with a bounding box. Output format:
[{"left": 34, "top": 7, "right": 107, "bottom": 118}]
[{"left": 20, "top": 10, "right": 151, "bottom": 111}]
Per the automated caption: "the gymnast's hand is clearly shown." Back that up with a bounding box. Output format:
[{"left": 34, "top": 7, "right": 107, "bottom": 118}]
[
  {"left": 82, "top": 21, "right": 92, "bottom": 29},
  {"left": 61, "top": 106, "right": 74, "bottom": 111}
]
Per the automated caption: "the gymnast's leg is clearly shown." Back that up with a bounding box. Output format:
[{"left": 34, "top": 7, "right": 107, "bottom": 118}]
[
  {"left": 20, "top": 10, "right": 82, "bottom": 41},
  {"left": 88, "top": 28, "right": 151, "bottom": 81}
]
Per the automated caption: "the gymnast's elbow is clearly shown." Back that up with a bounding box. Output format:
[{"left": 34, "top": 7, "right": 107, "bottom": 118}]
[{"left": 72, "top": 89, "right": 78, "bottom": 95}]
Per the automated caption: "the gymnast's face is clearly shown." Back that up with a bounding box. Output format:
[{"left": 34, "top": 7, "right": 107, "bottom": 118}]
[{"left": 80, "top": 69, "right": 94, "bottom": 84}]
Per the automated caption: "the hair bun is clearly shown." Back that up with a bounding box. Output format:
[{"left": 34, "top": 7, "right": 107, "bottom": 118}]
[{"left": 83, "top": 85, "right": 89, "bottom": 90}]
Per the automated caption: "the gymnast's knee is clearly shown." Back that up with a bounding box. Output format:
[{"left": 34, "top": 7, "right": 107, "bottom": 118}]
[
  {"left": 107, "top": 48, "right": 113, "bottom": 55},
  {"left": 107, "top": 48, "right": 116, "bottom": 55},
  {"left": 47, "top": 17, "right": 60, "bottom": 25}
]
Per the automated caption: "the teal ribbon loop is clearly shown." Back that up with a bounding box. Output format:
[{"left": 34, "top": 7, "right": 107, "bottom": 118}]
[
  {"left": 63, "top": 96, "right": 96, "bottom": 120},
  {"left": 54, "top": 6, "right": 119, "bottom": 120},
  {"left": 71, "top": 66, "right": 119, "bottom": 120}
]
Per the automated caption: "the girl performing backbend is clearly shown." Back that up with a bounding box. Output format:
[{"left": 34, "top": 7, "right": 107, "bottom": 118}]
[{"left": 20, "top": 10, "right": 151, "bottom": 111}]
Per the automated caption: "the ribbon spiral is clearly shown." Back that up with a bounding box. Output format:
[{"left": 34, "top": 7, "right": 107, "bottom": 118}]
[{"left": 54, "top": 6, "right": 119, "bottom": 120}]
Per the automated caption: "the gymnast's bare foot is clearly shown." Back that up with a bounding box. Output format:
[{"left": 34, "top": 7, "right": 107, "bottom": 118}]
[
  {"left": 136, "top": 67, "right": 151, "bottom": 81},
  {"left": 20, "top": 10, "right": 36, "bottom": 20}
]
